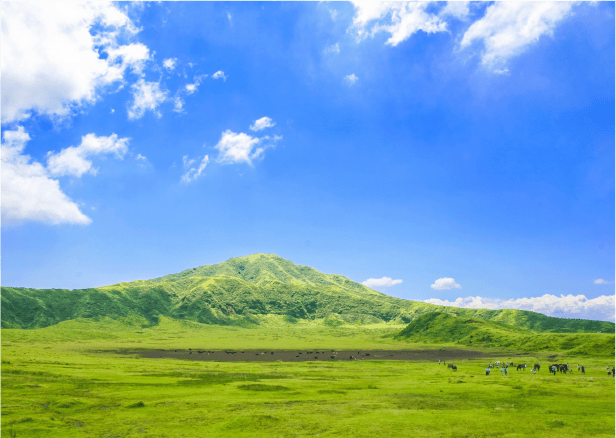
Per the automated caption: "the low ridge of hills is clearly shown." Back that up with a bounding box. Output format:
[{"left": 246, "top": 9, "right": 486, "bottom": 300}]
[
  {"left": 395, "top": 312, "right": 615, "bottom": 356},
  {"left": 2, "top": 253, "right": 614, "bottom": 334}
]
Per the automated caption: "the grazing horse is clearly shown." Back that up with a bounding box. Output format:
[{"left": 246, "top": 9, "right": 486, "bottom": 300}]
[
  {"left": 452, "top": 365, "right": 457, "bottom": 371},
  {"left": 448, "top": 363, "right": 455, "bottom": 369},
  {"left": 517, "top": 364, "right": 526, "bottom": 371},
  {"left": 533, "top": 363, "right": 540, "bottom": 371}
]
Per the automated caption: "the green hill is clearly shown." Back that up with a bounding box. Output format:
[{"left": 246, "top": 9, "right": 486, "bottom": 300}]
[
  {"left": 396, "top": 312, "right": 615, "bottom": 356},
  {"left": 2, "top": 254, "right": 614, "bottom": 334}
]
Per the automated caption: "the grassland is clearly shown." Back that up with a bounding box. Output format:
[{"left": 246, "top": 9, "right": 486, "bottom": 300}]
[{"left": 2, "top": 316, "right": 615, "bottom": 437}]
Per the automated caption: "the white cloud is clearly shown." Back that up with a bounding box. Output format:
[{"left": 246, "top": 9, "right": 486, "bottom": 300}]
[
  {"left": 185, "top": 74, "right": 208, "bottom": 95},
  {"left": 594, "top": 279, "right": 613, "bottom": 285},
  {"left": 214, "top": 130, "right": 280, "bottom": 166},
  {"left": 46, "top": 133, "right": 130, "bottom": 177},
  {"left": 181, "top": 154, "right": 209, "bottom": 183},
  {"left": 163, "top": 58, "right": 177, "bottom": 71},
  {"left": 212, "top": 70, "right": 228, "bottom": 81},
  {"left": 173, "top": 96, "right": 185, "bottom": 113},
  {"left": 227, "top": 12, "right": 232, "bottom": 23},
  {"left": 431, "top": 277, "right": 462, "bottom": 290},
  {"left": 135, "top": 154, "right": 147, "bottom": 161},
  {"left": 439, "top": 1, "right": 471, "bottom": 20},
  {"left": 362, "top": 277, "right": 403, "bottom": 288},
  {"left": 345, "top": 74, "right": 359, "bottom": 85},
  {"left": 1, "top": 1, "right": 145, "bottom": 123},
  {"left": 350, "top": 1, "right": 448, "bottom": 46},
  {"left": 459, "top": 2, "right": 574, "bottom": 70},
  {"left": 249, "top": 117, "right": 276, "bottom": 132},
  {"left": 1, "top": 127, "right": 91, "bottom": 225},
  {"left": 424, "top": 294, "right": 616, "bottom": 323},
  {"left": 128, "top": 79, "right": 167, "bottom": 120},
  {"left": 325, "top": 43, "right": 340, "bottom": 54},
  {"left": 106, "top": 43, "right": 150, "bottom": 75}
]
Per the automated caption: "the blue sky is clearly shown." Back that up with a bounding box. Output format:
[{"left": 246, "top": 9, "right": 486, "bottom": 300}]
[{"left": 2, "top": 2, "right": 614, "bottom": 321}]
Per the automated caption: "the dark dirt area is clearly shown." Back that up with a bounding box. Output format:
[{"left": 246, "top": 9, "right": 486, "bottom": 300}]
[{"left": 122, "top": 348, "right": 502, "bottom": 362}]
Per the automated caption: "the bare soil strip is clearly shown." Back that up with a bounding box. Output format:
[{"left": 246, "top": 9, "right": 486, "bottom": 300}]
[{"left": 123, "top": 349, "right": 502, "bottom": 362}]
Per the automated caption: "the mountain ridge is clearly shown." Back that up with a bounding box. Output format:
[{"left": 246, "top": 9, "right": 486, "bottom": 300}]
[{"left": 2, "top": 253, "right": 614, "bottom": 333}]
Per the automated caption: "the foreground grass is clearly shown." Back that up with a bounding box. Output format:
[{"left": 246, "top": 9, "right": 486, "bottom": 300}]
[{"left": 2, "top": 317, "right": 614, "bottom": 437}]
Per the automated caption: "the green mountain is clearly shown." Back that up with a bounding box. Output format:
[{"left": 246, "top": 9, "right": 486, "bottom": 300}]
[
  {"left": 2, "top": 253, "right": 614, "bottom": 333},
  {"left": 395, "top": 312, "right": 615, "bottom": 356}
]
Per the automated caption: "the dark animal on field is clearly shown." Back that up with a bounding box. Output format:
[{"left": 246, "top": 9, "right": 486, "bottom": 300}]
[
  {"left": 448, "top": 363, "right": 455, "bottom": 369},
  {"left": 452, "top": 365, "right": 457, "bottom": 371},
  {"left": 517, "top": 364, "right": 526, "bottom": 371},
  {"left": 509, "top": 362, "right": 514, "bottom": 366},
  {"left": 533, "top": 363, "right": 540, "bottom": 371}
]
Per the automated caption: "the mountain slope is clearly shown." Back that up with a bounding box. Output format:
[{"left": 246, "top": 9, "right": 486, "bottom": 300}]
[
  {"left": 2, "top": 254, "right": 614, "bottom": 333},
  {"left": 396, "top": 312, "right": 615, "bottom": 356}
]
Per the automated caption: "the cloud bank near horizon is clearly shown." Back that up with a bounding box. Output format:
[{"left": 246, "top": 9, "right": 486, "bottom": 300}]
[
  {"left": 424, "top": 294, "right": 615, "bottom": 323},
  {"left": 362, "top": 277, "right": 403, "bottom": 288}
]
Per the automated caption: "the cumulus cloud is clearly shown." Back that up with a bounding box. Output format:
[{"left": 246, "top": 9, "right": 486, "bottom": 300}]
[
  {"left": 249, "top": 117, "right": 276, "bottom": 132},
  {"left": 459, "top": 2, "right": 574, "bottom": 70},
  {"left": 212, "top": 70, "right": 228, "bottom": 81},
  {"left": 1, "top": 1, "right": 146, "bottom": 123},
  {"left": 350, "top": 1, "right": 448, "bottom": 46},
  {"left": 214, "top": 130, "right": 281, "bottom": 166},
  {"left": 424, "top": 294, "right": 616, "bottom": 323},
  {"left": 431, "top": 277, "right": 462, "bottom": 290},
  {"left": 1, "top": 127, "right": 91, "bottom": 225},
  {"left": 362, "top": 277, "right": 403, "bottom": 288},
  {"left": 46, "top": 134, "right": 130, "bottom": 177},
  {"left": 128, "top": 79, "right": 167, "bottom": 120},
  {"left": 181, "top": 155, "right": 209, "bottom": 183},
  {"left": 163, "top": 58, "right": 177, "bottom": 71},
  {"left": 345, "top": 74, "right": 359, "bottom": 85},
  {"left": 594, "top": 279, "right": 613, "bottom": 285}
]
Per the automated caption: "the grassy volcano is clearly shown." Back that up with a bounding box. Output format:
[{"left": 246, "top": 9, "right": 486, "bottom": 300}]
[{"left": 2, "top": 254, "right": 614, "bottom": 335}]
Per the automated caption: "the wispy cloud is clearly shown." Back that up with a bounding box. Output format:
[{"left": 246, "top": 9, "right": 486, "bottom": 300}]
[
  {"left": 459, "top": 2, "right": 574, "bottom": 71},
  {"left": 212, "top": 70, "right": 228, "bottom": 81},
  {"left": 362, "top": 277, "right": 403, "bottom": 288},
  {"left": 128, "top": 79, "right": 167, "bottom": 120},
  {"left": 181, "top": 154, "right": 209, "bottom": 183},
  {"left": 424, "top": 294, "right": 616, "bottom": 323},
  {"left": 594, "top": 279, "right": 614, "bottom": 285},
  {"left": 350, "top": 2, "right": 448, "bottom": 47},
  {"left": 430, "top": 277, "right": 462, "bottom": 290}
]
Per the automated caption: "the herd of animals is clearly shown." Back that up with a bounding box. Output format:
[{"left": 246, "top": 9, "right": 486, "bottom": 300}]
[{"left": 440, "top": 360, "right": 616, "bottom": 377}]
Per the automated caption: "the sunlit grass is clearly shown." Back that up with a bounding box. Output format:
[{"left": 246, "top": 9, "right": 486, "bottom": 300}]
[{"left": 2, "top": 317, "right": 614, "bottom": 437}]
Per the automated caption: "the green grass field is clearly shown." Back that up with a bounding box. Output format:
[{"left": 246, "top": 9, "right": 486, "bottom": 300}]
[{"left": 2, "top": 316, "right": 614, "bottom": 437}]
